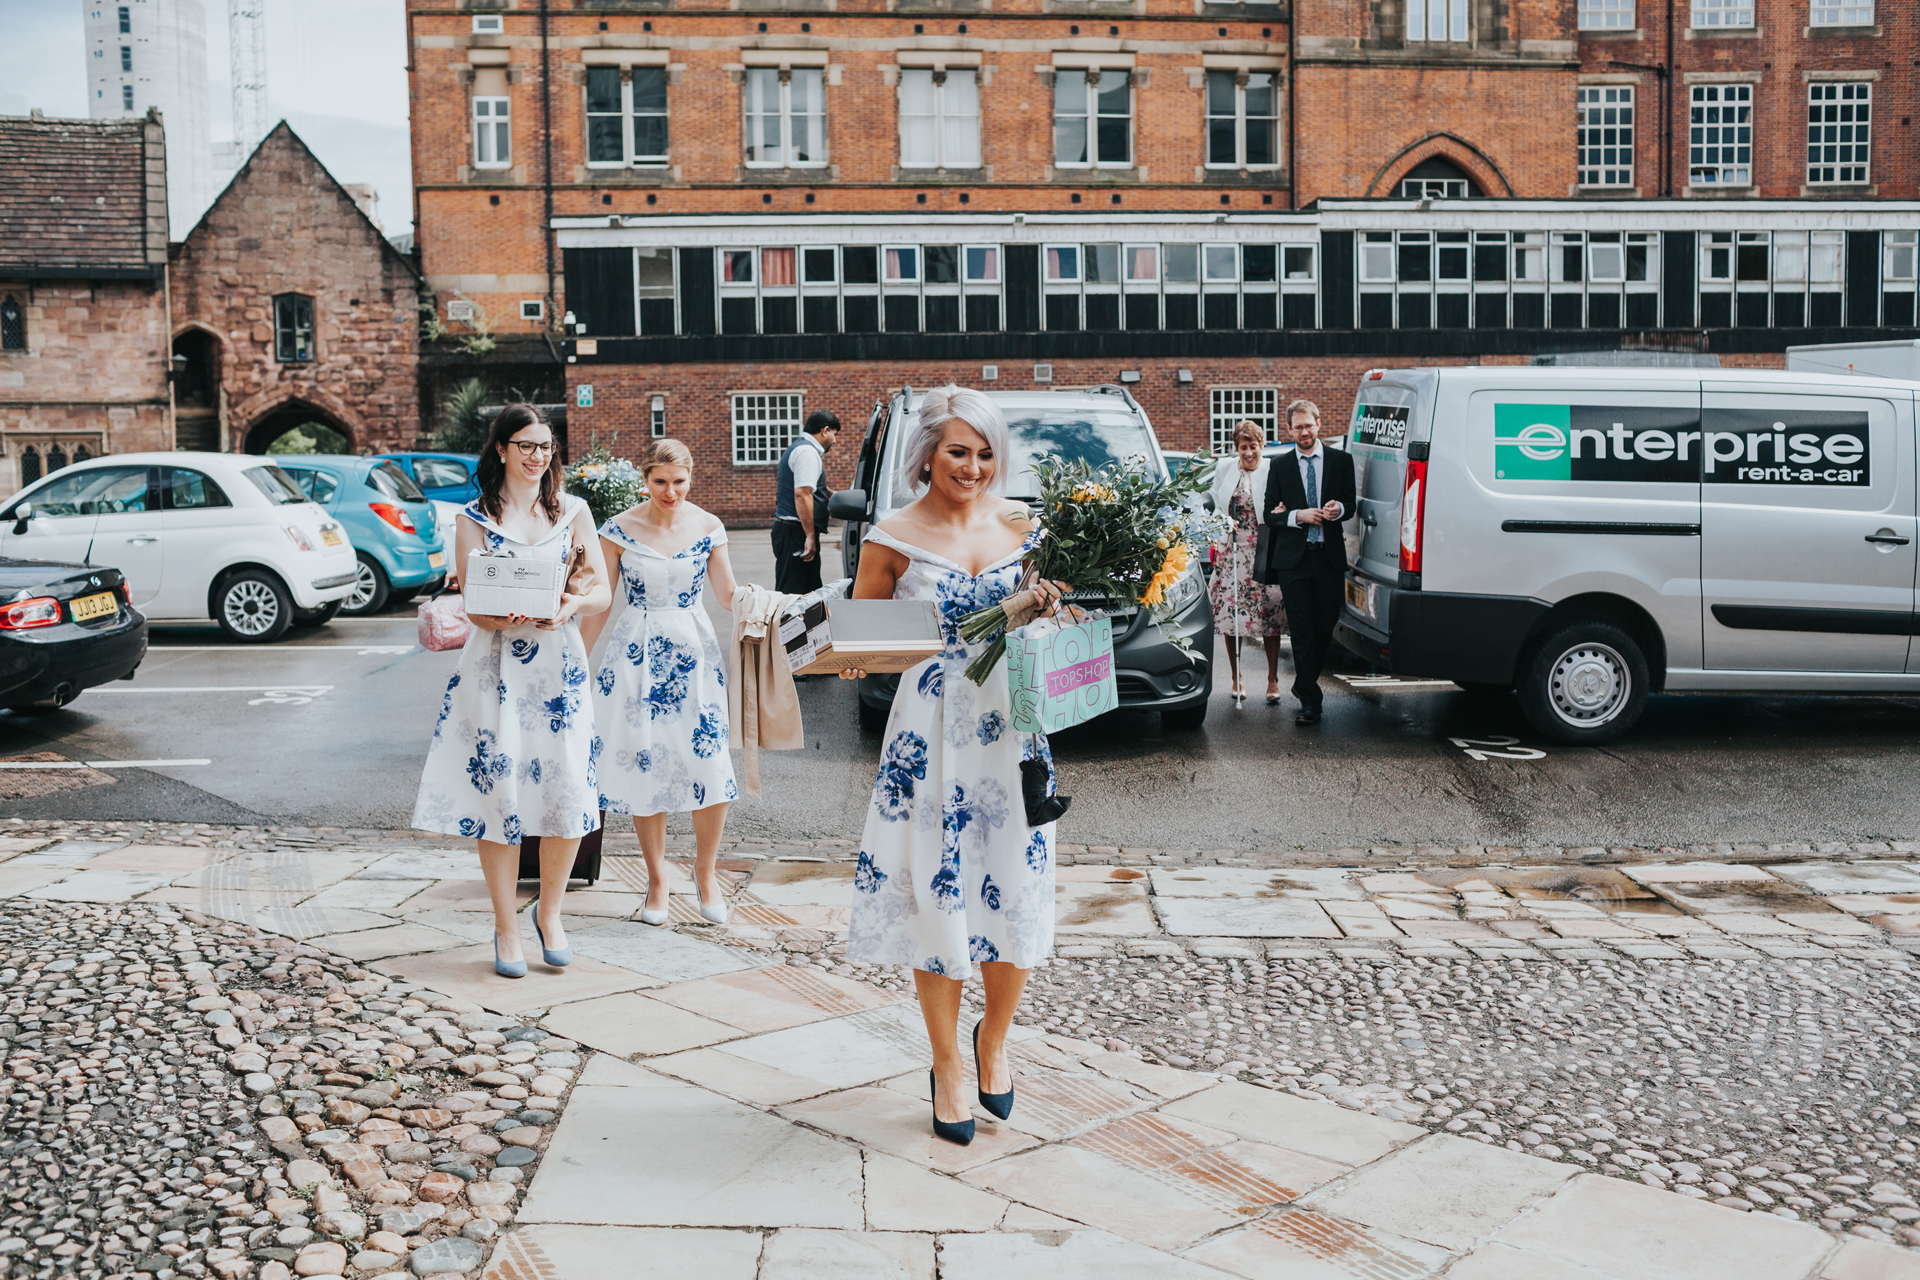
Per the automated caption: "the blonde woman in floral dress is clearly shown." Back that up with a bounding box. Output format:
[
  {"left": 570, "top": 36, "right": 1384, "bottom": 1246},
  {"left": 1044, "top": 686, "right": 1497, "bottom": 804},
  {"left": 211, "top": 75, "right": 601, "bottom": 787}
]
[
  {"left": 581, "top": 440, "right": 740, "bottom": 927},
  {"left": 1207, "top": 420, "right": 1288, "bottom": 705},
  {"left": 840, "top": 385, "right": 1069, "bottom": 1147}
]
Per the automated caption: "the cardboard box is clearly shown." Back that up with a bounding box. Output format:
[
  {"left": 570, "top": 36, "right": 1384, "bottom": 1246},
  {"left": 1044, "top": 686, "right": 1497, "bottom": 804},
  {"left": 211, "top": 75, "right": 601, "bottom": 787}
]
[
  {"left": 463, "top": 551, "right": 564, "bottom": 620},
  {"left": 781, "top": 598, "right": 944, "bottom": 675}
]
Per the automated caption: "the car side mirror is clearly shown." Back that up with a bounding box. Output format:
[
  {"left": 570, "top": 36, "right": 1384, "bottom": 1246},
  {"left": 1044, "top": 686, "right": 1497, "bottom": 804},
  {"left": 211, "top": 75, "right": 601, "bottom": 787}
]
[
  {"left": 828, "top": 489, "right": 868, "bottom": 521},
  {"left": 11, "top": 503, "right": 30, "bottom": 536}
]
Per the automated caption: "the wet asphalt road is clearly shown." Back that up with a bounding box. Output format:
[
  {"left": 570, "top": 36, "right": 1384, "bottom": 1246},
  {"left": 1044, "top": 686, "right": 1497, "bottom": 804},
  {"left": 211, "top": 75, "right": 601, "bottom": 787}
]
[{"left": 6, "top": 531, "right": 1920, "bottom": 847}]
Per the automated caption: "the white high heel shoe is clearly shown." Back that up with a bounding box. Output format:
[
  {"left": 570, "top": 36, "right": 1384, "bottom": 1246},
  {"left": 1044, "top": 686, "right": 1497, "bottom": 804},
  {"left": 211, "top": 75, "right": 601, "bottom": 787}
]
[
  {"left": 697, "top": 896, "right": 729, "bottom": 925},
  {"left": 639, "top": 902, "right": 669, "bottom": 926}
]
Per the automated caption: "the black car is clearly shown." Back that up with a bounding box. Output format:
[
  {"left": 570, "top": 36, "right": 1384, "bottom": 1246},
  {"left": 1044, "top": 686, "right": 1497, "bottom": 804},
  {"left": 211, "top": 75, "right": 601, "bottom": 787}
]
[
  {"left": 831, "top": 386, "right": 1214, "bottom": 732},
  {"left": 0, "top": 559, "right": 146, "bottom": 711}
]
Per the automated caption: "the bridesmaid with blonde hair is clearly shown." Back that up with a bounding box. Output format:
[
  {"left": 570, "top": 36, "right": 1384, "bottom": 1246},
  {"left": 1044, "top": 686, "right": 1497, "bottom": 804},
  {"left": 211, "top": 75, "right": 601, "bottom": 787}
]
[{"left": 582, "top": 439, "right": 741, "bottom": 925}]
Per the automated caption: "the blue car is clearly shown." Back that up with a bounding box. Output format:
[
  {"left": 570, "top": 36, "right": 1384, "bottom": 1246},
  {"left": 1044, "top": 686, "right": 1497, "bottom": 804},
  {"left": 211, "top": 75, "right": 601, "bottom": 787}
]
[
  {"left": 376, "top": 452, "right": 481, "bottom": 503},
  {"left": 274, "top": 456, "right": 447, "bottom": 616}
]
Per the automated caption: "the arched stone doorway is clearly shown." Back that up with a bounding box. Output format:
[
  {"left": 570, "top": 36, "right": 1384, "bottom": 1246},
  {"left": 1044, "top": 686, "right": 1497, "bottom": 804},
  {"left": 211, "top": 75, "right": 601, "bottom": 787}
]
[
  {"left": 172, "top": 328, "right": 222, "bottom": 452},
  {"left": 243, "top": 399, "right": 357, "bottom": 456}
]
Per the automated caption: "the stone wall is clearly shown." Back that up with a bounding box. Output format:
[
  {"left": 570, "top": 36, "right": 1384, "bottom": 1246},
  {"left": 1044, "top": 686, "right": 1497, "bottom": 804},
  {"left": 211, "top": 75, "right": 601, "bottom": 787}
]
[
  {"left": 0, "top": 277, "right": 172, "bottom": 496},
  {"left": 170, "top": 124, "right": 422, "bottom": 454}
]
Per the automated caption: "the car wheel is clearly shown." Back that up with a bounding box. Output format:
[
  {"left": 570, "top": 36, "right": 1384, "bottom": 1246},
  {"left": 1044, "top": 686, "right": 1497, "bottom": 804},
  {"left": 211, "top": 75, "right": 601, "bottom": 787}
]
[
  {"left": 292, "top": 601, "right": 342, "bottom": 628},
  {"left": 216, "top": 570, "right": 293, "bottom": 643},
  {"left": 340, "top": 554, "right": 391, "bottom": 616},
  {"left": 1515, "top": 620, "right": 1649, "bottom": 745},
  {"left": 858, "top": 696, "right": 891, "bottom": 734}
]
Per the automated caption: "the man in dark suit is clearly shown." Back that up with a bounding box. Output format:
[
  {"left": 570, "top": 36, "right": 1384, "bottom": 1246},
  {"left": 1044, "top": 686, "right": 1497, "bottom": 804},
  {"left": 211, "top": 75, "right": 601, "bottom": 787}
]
[{"left": 1260, "top": 399, "right": 1357, "bottom": 725}]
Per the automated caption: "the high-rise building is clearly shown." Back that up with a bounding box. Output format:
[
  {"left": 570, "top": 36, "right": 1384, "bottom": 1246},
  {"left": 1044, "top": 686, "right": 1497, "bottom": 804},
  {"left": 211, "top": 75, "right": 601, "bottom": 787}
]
[{"left": 82, "top": 0, "right": 213, "bottom": 231}]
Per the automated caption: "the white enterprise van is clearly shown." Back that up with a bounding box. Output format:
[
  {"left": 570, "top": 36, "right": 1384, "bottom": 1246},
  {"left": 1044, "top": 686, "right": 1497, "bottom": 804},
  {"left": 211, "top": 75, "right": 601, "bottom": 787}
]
[{"left": 1334, "top": 367, "right": 1920, "bottom": 744}]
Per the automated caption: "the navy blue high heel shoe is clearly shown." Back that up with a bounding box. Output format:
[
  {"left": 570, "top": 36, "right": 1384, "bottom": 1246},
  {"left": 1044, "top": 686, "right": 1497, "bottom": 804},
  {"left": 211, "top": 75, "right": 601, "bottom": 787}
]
[
  {"left": 493, "top": 933, "right": 527, "bottom": 979},
  {"left": 929, "top": 1069, "right": 975, "bottom": 1146},
  {"left": 531, "top": 902, "right": 572, "bottom": 968},
  {"left": 973, "top": 1022, "right": 1014, "bottom": 1121}
]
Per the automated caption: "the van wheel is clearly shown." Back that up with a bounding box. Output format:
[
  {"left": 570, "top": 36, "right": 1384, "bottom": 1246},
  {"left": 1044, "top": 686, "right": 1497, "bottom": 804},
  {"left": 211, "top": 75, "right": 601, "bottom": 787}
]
[{"left": 1515, "top": 621, "right": 1648, "bottom": 745}]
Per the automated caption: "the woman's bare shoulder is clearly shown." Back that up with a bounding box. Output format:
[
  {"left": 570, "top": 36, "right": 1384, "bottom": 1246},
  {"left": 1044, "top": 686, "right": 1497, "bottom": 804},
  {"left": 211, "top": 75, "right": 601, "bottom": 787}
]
[{"left": 1000, "top": 498, "right": 1037, "bottom": 526}]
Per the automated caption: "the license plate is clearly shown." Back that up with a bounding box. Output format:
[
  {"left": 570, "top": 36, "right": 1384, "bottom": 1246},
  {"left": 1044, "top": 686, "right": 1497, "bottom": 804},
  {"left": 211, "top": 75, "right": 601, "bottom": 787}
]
[
  {"left": 71, "top": 591, "right": 118, "bottom": 622},
  {"left": 321, "top": 528, "right": 344, "bottom": 547},
  {"left": 1345, "top": 580, "right": 1372, "bottom": 618},
  {"left": 428, "top": 552, "right": 446, "bottom": 569}
]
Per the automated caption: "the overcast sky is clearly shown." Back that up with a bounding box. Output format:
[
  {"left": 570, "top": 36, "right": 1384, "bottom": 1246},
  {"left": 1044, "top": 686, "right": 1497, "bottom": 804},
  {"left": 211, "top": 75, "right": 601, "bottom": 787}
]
[{"left": 0, "top": 0, "right": 414, "bottom": 236}]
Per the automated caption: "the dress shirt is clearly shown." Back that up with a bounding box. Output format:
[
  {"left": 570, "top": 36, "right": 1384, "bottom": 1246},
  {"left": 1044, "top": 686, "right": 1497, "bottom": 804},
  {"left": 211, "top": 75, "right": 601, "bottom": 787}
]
[{"left": 1286, "top": 445, "right": 1343, "bottom": 542}]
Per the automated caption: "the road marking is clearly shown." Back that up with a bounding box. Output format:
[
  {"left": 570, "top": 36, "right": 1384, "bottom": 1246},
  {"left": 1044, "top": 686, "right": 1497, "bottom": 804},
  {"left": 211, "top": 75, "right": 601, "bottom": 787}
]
[
  {"left": 94, "top": 685, "right": 334, "bottom": 706},
  {"left": 1337, "top": 675, "right": 1459, "bottom": 689},
  {"left": 1448, "top": 734, "right": 1547, "bottom": 762},
  {"left": 148, "top": 645, "right": 414, "bottom": 654},
  {"left": 0, "top": 758, "right": 211, "bottom": 770}
]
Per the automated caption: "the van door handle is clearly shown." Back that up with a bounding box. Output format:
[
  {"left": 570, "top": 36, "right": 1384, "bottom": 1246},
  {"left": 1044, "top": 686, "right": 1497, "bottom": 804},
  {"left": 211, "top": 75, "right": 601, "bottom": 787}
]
[
  {"left": 1361, "top": 511, "right": 1377, "bottom": 527},
  {"left": 127, "top": 535, "right": 158, "bottom": 545},
  {"left": 1866, "top": 531, "right": 1911, "bottom": 546}
]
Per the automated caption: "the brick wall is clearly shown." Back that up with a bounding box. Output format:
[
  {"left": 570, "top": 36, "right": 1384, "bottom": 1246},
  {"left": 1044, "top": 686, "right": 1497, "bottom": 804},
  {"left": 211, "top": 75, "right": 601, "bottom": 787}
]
[
  {"left": 560, "top": 349, "right": 1786, "bottom": 525},
  {"left": 1578, "top": 14, "right": 1918, "bottom": 199},
  {"left": 170, "top": 124, "right": 421, "bottom": 454},
  {"left": 0, "top": 278, "right": 172, "bottom": 495}
]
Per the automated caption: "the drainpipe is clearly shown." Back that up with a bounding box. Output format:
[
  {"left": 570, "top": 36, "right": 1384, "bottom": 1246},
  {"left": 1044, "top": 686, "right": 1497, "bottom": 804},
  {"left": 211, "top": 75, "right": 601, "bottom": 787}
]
[
  {"left": 1286, "top": 20, "right": 1297, "bottom": 209},
  {"left": 540, "top": 0, "right": 555, "bottom": 342},
  {"left": 1665, "top": 0, "right": 1674, "bottom": 197}
]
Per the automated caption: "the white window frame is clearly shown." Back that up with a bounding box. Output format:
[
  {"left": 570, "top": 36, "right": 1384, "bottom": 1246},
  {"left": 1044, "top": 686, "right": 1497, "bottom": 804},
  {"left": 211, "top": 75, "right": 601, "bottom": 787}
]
[
  {"left": 518, "top": 300, "right": 544, "bottom": 321},
  {"left": 1203, "top": 244, "right": 1240, "bottom": 283},
  {"left": 898, "top": 68, "right": 981, "bottom": 170},
  {"left": 1690, "top": 0, "right": 1753, "bottom": 27},
  {"left": 1577, "top": 86, "right": 1635, "bottom": 189},
  {"left": 1807, "top": 82, "right": 1871, "bottom": 186},
  {"left": 883, "top": 245, "right": 921, "bottom": 284},
  {"left": 586, "top": 66, "right": 670, "bottom": 168},
  {"left": 1886, "top": 232, "right": 1917, "bottom": 282},
  {"left": 1577, "top": 0, "right": 1635, "bottom": 29},
  {"left": 744, "top": 67, "right": 826, "bottom": 170},
  {"left": 1203, "top": 70, "right": 1281, "bottom": 171},
  {"left": 1209, "top": 387, "right": 1278, "bottom": 454},
  {"left": 1053, "top": 68, "right": 1133, "bottom": 169},
  {"left": 473, "top": 95, "right": 511, "bottom": 169},
  {"left": 1044, "top": 244, "right": 1082, "bottom": 283},
  {"left": 963, "top": 245, "right": 1000, "bottom": 284},
  {"left": 651, "top": 394, "right": 667, "bottom": 438},
  {"left": 1809, "top": 0, "right": 1873, "bottom": 24},
  {"left": 472, "top": 14, "right": 503, "bottom": 33},
  {"left": 1688, "top": 84, "right": 1751, "bottom": 187},
  {"left": 730, "top": 392, "right": 805, "bottom": 466},
  {"left": 1407, "top": 0, "right": 1469, "bottom": 42}
]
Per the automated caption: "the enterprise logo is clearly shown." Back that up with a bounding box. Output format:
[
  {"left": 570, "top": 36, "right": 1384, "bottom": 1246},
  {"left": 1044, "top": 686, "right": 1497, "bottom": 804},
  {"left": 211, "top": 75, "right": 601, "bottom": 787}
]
[{"left": 1494, "top": 404, "right": 1871, "bottom": 487}]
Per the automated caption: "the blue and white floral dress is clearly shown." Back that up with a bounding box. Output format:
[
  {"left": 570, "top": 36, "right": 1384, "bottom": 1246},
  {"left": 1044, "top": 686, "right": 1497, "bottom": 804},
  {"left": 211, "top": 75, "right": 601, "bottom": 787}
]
[
  {"left": 848, "top": 527, "right": 1056, "bottom": 979},
  {"left": 592, "top": 519, "right": 738, "bottom": 816},
  {"left": 412, "top": 495, "right": 600, "bottom": 843}
]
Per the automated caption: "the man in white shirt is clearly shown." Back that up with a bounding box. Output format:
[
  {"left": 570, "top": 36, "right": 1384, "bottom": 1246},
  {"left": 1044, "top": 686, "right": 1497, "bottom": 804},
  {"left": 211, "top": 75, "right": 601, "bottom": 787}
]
[
  {"left": 1259, "top": 400, "right": 1357, "bottom": 725},
  {"left": 773, "top": 410, "right": 840, "bottom": 596}
]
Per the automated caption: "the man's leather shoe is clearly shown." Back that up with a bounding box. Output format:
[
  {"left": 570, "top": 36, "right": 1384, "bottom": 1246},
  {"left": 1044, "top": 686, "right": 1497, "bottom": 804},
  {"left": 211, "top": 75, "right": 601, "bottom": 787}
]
[{"left": 1295, "top": 707, "right": 1322, "bottom": 726}]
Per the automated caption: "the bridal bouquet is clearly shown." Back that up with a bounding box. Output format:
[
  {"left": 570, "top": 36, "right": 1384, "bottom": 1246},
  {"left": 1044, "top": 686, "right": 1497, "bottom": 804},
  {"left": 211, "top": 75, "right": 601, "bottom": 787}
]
[{"left": 956, "top": 453, "right": 1228, "bottom": 685}]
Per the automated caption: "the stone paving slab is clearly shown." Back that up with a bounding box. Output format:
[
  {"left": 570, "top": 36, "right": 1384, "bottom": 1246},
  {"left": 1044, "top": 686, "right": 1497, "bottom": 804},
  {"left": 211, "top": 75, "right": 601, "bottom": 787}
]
[{"left": 374, "top": 943, "right": 658, "bottom": 1014}]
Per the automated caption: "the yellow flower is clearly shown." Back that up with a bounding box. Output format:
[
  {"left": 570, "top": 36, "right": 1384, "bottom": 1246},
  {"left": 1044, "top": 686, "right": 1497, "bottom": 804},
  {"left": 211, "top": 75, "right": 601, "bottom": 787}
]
[
  {"left": 1070, "top": 484, "right": 1116, "bottom": 503},
  {"left": 1139, "top": 542, "right": 1191, "bottom": 606}
]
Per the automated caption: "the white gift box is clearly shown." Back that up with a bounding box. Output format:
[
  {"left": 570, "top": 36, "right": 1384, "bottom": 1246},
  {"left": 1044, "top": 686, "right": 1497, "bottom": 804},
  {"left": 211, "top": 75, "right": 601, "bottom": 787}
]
[
  {"left": 780, "top": 598, "right": 943, "bottom": 675},
  {"left": 463, "top": 550, "right": 564, "bottom": 620}
]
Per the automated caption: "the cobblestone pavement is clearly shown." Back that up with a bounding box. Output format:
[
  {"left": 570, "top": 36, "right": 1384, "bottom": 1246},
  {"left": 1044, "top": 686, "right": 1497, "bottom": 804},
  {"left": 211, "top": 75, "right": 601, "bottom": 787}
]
[{"left": 9, "top": 822, "right": 1920, "bottom": 1277}]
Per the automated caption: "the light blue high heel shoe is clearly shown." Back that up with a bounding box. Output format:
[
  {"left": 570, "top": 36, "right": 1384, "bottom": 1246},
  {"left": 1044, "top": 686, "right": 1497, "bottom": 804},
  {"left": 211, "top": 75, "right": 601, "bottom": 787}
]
[
  {"left": 531, "top": 901, "right": 572, "bottom": 967},
  {"left": 493, "top": 933, "right": 527, "bottom": 979}
]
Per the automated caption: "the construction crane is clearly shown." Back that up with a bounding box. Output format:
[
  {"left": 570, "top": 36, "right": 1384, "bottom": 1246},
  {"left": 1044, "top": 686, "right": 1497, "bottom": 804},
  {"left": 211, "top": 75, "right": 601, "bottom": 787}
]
[{"left": 228, "top": 0, "right": 267, "bottom": 158}]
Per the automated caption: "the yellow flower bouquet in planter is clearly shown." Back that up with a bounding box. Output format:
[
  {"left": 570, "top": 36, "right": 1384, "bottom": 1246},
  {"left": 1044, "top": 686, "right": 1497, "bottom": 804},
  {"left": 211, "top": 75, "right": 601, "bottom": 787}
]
[{"left": 956, "top": 452, "right": 1226, "bottom": 691}]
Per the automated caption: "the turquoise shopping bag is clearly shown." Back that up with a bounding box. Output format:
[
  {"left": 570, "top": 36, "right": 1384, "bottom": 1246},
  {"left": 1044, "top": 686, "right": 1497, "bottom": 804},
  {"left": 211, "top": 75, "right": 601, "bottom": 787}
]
[{"left": 1006, "top": 617, "right": 1116, "bottom": 734}]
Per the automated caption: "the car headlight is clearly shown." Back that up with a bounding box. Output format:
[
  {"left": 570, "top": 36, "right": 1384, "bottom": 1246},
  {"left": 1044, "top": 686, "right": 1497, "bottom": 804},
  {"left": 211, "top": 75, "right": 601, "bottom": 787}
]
[{"left": 1166, "top": 561, "right": 1205, "bottom": 615}]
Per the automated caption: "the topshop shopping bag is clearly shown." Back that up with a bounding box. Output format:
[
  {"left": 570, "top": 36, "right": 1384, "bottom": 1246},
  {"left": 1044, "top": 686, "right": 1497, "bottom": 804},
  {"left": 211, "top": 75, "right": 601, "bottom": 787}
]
[{"left": 1006, "top": 616, "right": 1116, "bottom": 734}]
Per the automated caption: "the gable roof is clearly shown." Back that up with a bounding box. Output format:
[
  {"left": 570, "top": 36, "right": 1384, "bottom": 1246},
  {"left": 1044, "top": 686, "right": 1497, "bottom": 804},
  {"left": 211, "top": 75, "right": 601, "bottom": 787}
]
[
  {"left": 182, "top": 121, "right": 421, "bottom": 282},
  {"left": 0, "top": 111, "right": 169, "bottom": 279}
]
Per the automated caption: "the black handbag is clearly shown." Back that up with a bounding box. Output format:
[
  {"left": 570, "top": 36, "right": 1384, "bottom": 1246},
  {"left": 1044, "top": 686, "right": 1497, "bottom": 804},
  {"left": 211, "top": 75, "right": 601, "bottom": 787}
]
[
  {"left": 1251, "top": 524, "right": 1276, "bottom": 585},
  {"left": 518, "top": 813, "right": 605, "bottom": 886}
]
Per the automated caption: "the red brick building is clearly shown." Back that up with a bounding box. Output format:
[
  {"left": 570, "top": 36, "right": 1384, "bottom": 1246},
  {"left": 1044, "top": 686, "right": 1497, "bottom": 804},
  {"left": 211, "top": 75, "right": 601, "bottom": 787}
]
[
  {"left": 0, "top": 111, "right": 174, "bottom": 495},
  {"left": 406, "top": 0, "right": 1918, "bottom": 523},
  {"left": 169, "top": 124, "right": 423, "bottom": 454}
]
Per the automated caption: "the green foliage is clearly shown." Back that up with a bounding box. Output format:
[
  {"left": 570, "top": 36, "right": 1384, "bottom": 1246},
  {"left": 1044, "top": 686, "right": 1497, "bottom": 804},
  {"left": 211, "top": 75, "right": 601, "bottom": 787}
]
[
  {"left": 957, "top": 452, "right": 1222, "bottom": 684},
  {"left": 433, "top": 379, "right": 491, "bottom": 453},
  {"left": 565, "top": 447, "right": 648, "bottom": 526},
  {"left": 266, "top": 422, "right": 351, "bottom": 455}
]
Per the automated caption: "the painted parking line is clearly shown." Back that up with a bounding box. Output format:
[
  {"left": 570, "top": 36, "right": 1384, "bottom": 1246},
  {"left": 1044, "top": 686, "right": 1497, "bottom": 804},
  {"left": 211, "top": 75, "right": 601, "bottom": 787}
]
[
  {"left": 1336, "top": 675, "right": 1460, "bottom": 689},
  {"left": 147, "top": 645, "right": 414, "bottom": 654},
  {"left": 0, "top": 758, "right": 211, "bottom": 769},
  {"left": 93, "top": 685, "right": 334, "bottom": 705},
  {"left": 1449, "top": 734, "right": 1547, "bottom": 761}
]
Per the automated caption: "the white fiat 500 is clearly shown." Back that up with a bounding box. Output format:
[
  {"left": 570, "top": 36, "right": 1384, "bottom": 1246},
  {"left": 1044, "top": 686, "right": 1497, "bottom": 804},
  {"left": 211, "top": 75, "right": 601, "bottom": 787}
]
[{"left": 0, "top": 453, "right": 358, "bottom": 642}]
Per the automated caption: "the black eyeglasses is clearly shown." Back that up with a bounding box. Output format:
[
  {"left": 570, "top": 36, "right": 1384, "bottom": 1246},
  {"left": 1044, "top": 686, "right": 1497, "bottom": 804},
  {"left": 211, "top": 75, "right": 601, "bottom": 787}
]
[{"left": 510, "top": 441, "right": 557, "bottom": 457}]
